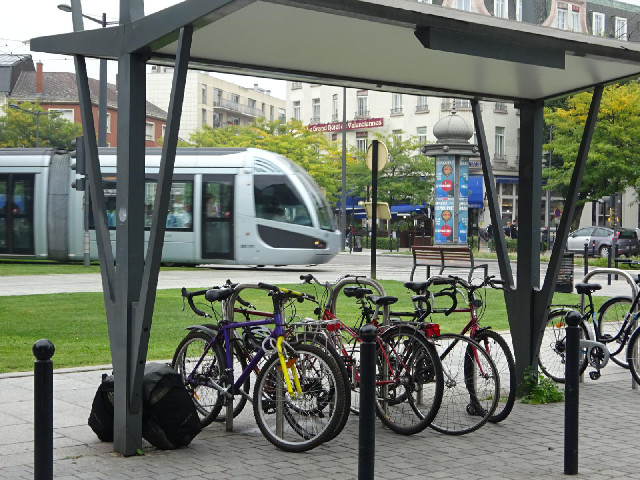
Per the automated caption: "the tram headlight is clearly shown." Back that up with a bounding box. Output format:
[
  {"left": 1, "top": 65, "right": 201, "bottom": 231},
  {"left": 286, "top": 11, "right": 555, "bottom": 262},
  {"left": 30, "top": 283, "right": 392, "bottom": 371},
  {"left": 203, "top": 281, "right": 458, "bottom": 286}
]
[{"left": 314, "top": 239, "right": 327, "bottom": 249}]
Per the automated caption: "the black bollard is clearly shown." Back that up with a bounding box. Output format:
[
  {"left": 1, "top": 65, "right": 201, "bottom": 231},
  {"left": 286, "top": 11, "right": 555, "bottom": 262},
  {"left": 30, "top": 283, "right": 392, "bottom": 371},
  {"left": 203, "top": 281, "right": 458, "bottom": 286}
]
[
  {"left": 358, "top": 324, "right": 377, "bottom": 480},
  {"left": 564, "top": 311, "right": 581, "bottom": 475},
  {"left": 583, "top": 243, "right": 588, "bottom": 276},
  {"left": 33, "top": 339, "right": 55, "bottom": 480}
]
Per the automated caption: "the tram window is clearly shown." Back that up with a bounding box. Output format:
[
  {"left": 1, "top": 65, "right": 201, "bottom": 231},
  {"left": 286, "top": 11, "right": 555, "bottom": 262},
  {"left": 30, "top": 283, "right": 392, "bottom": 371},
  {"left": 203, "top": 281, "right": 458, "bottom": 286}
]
[
  {"left": 202, "top": 178, "right": 234, "bottom": 259},
  {"left": 91, "top": 176, "right": 194, "bottom": 231},
  {"left": 254, "top": 175, "right": 311, "bottom": 226}
]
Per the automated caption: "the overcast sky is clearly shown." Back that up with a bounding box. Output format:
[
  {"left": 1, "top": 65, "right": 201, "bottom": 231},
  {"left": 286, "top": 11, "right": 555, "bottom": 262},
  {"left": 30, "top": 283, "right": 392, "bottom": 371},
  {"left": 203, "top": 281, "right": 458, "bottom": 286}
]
[{"left": 3, "top": 0, "right": 640, "bottom": 101}]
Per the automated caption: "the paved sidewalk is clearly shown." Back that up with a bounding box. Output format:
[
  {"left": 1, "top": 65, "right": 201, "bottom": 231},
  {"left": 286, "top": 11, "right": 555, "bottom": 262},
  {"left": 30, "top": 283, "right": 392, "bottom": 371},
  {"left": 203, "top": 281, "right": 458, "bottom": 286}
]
[{"left": 1, "top": 360, "right": 639, "bottom": 479}]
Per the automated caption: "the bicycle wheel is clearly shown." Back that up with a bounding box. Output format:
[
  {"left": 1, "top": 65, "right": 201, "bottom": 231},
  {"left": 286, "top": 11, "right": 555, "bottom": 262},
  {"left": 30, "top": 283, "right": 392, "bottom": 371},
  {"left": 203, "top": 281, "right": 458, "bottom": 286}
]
[
  {"left": 171, "top": 330, "right": 227, "bottom": 427},
  {"left": 538, "top": 310, "right": 589, "bottom": 383},
  {"left": 253, "top": 343, "right": 347, "bottom": 452},
  {"left": 290, "top": 331, "right": 351, "bottom": 439},
  {"left": 430, "top": 333, "right": 499, "bottom": 435},
  {"left": 626, "top": 326, "right": 640, "bottom": 385},
  {"left": 473, "top": 329, "right": 516, "bottom": 423},
  {"left": 375, "top": 326, "right": 444, "bottom": 435},
  {"left": 597, "top": 296, "right": 632, "bottom": 368}
]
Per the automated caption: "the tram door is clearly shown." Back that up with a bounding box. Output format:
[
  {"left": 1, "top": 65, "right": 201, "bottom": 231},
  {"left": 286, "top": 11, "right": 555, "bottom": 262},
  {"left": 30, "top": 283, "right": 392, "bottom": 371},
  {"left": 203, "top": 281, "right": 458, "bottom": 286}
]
[
  {"left": 202, "top": 176, "right": 234, "bottom": 259},
  {"left": 0, "top": 174, "right": 35, "bottom": 254}
]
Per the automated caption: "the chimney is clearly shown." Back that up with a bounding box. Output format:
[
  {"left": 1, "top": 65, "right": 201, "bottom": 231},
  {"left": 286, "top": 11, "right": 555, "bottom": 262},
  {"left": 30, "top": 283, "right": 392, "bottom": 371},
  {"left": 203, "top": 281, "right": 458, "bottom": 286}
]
[{"left": 36, "top": 62, "right": 43, "bottom": 95}]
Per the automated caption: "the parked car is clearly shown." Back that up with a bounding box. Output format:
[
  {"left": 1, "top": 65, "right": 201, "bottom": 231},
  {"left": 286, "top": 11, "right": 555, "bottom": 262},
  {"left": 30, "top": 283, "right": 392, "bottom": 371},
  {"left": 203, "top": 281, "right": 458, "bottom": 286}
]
[{"left": 566, "top": 226, "right": 640, "bottom": 257}]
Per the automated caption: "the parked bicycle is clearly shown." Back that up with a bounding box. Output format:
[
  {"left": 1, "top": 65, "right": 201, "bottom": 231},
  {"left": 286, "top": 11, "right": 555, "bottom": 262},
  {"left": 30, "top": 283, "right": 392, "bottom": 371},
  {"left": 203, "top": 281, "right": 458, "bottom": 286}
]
[
  {"left": 389, "top": 275, "right": 504, "bottom": 434},
  {"left": 173, "top": 281, "right": 348, "bottom": 452},
  {"left": 396, "top": 275, "right": 515, "bottom": 424},
  {"left": 297, "top": 273, "right": 445, "bottom": 435}
]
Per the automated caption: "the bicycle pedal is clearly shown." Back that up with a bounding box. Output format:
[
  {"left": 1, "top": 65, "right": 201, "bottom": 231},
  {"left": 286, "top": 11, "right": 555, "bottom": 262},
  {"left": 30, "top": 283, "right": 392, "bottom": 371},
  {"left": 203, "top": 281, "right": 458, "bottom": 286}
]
[{"left": 589, "top": 371, "right": 601, "bottom": 380}]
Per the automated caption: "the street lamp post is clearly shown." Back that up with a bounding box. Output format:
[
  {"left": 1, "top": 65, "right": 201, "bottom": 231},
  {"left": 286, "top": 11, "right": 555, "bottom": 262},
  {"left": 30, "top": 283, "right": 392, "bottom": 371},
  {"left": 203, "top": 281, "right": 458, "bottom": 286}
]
[
  {"left": 8, "top": 104, "right": 50, "bottom": 147},
  {"left": 58, "top": 4, "right": 112, "bottom": 147}
]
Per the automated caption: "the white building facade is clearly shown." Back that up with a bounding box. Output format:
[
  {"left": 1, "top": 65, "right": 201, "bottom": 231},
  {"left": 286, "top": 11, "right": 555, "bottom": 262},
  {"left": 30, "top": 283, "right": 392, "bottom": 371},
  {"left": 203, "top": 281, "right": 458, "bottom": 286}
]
[{"left": 147, "top": 67, "right": 286, "bottom": 143}]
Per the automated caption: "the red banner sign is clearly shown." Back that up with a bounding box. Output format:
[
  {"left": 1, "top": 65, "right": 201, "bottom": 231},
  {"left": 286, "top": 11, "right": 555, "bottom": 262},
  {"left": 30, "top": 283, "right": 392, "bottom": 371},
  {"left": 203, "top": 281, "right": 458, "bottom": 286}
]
[{"left": 308, "top": 118, "right": 384, "bottom": 132}]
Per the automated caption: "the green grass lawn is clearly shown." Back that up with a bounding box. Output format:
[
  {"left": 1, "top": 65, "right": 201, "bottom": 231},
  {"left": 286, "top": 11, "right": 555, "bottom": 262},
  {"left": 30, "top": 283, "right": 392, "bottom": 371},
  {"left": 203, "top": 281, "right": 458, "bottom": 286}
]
[
  {"left": 0, "top": 259, "right": 196, "bottom": 276},
  {"left": 0, "top": 278, "right": 606, "bottom": 374}
]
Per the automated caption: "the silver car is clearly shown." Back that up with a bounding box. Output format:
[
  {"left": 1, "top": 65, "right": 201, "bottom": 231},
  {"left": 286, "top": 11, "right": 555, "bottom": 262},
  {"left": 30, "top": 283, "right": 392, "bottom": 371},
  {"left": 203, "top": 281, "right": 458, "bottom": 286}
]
[{"left": 566, "top": 226, "right": 640, "bottom": 258}]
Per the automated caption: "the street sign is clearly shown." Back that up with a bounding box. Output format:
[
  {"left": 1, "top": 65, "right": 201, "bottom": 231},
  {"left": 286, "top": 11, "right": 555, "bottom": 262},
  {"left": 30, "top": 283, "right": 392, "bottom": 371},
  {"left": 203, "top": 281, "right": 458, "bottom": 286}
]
[{"left": 366, "top": 141, "right": 388, "bottom": 171}]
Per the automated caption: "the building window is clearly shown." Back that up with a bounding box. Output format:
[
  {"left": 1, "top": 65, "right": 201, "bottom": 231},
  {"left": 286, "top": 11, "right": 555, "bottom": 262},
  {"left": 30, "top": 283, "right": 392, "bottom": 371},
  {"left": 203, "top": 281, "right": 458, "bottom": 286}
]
[
  {"left": 357, "top": 138, "right": 368, "bottom": 152},
  {"left": 106, "top": 112, "right": 111, "bottom": 133},
  {"left": 214, "top": 88, "right": 222, "bottom": 105},
  {"left": 456, "top": 0, "right": 470, "bottom": 11},
  {"left": 201, "top": 109, "right": 207, "bottom": 126},
  {"left": 592, "top": 12, "right": 605, "bottom": 36},
  {"left": 332, "top": 133, "right": 338, "bottom": 142},
  {"left": 202, "top": 85, "right": 208, "bottom": 104},
  {"left": 516, "top": 0, "right": 522, "bottom": 21},
  {"left": 494, "top": 0, "right": 507, "bottom": 19},
  {"left": 48, "top": 108, "right": 74, "bottom": 122},
  {"left": 213, "top": 112, "right": 221, "bottom": 128},
  {"left": 392, "top": 129, "right": 403, "bottom": 146},
  {"left": 494, "top": 102, "right": 508, "bottom": 113},
  {"left": 311, "top": 98, "right": 320, "bottom": 123},
  {"left": 291, "top": 82, "right": 302, "bottom": 89},
  {"left": 495, "top": 127, "right": 505, "bottom": 160},
  {"left": 248, "top": 98, "right": 256, "bottom": 109},
  {"left": 517, "top": 128, "right": 520, "bottom": 161},
  {"left": 293, "top": 101, "right": 301, "bottom": 121},
  {"left": 231, "top": 94, "right": 240, "bottom": 104},
  {"left": 615, "top": 17, "right": 628, "bottom": 41},
  {"left": 230, "top": 117, "right": 240, "bottom": 126},
  {"left": 278, "top": 108, "right": 286, "bottom": 122},
  {"left": 161, "top": 125, "right": 166, "bottom": 139},
  {"left": 416, "top": 96, "right": 428, "bottom": 113},
  {"left": 333, "top": 94, "right": 339, "bottom": 121},
  {"left": 417, "top": 126, "right": 427, "bottom": 146},
  {"left": 570, "top": 7, "right": 580, "bottom": 32},
  {"left": 270, "top": 105, "right": 274, "bottom": 121},
  {"left": 145, "top": 122, "right": 155, "bottom": 141},
  {"left": 391, "top": 94, "right": 403, "bottom": 115},
  {"left": 357, "top": 93, "right": 368, "bottom": 118},
  {"left": 557, "top": 5, "right": 567, "bottom": 30}
]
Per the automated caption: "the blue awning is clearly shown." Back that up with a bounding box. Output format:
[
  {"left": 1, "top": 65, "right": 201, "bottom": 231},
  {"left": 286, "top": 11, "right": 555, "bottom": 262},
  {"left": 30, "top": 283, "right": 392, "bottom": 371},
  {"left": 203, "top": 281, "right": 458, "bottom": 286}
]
[
  {"left": 496, "top": 176, "right": 519, "bottom": 184},
  {"left": 468, "top": 176, "right": 483, "bottom": 208}
]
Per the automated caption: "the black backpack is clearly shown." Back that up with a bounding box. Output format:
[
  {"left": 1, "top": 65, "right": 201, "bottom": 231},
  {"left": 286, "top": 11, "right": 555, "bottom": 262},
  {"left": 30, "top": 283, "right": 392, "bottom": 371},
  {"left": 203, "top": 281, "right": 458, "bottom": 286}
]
[
  {"left": 141, "top": 363, "right": 202, "bottom": 450},
  {"left": 88, "top": 373, "right": 115, "bottom": 442},
  {"left": 87, "top": 364, "right": 202, "bottom": 449}
]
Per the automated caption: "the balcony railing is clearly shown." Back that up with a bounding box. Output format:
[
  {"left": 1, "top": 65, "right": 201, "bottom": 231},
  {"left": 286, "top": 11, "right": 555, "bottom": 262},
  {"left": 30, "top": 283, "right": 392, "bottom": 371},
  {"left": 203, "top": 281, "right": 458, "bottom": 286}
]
[
  {"left": 291, "top": 82, "right": 302, "bottom": 89},
  {"left": 310, "top": 116, "right": 320, "bottom": 124},
  {"left": 415, "top": 104, "right": 429, "bottom": 113},
  {"left": 390, "top": 107, "right": 403, "bottom": 115},
  {"left": 494, "top": 103, "right": 508, "bottom": 113},
  {"left": 214, "top": 98, "right": 264, "bottom": 117},
  {"left": 355, "top": 110, "right": 370, "bottom": 119},
  {"left": 331, "top": 114, "right": 339, "bottom": 122}
]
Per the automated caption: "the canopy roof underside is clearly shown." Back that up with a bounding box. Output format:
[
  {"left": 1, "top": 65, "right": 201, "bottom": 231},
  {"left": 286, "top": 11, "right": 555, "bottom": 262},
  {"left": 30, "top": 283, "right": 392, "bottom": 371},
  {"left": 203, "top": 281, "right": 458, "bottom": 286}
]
[{"left": 30, "top": 0, "right": 640, "bottom": 101}]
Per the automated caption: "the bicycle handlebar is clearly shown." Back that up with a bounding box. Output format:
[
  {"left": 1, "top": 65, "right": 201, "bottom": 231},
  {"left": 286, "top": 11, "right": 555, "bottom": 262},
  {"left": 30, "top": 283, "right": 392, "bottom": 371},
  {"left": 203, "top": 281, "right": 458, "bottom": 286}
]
[
  {"left": 257, "top": 282, "right": 316, "bottom": 302},
  {"left": 181, "top": 287, "right": 212, "bottom": 317}
]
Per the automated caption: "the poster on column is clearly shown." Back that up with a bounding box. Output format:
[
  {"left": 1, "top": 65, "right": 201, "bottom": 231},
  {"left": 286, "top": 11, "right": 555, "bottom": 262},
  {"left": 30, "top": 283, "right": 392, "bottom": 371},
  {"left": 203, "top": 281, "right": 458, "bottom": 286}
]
[
  {"left": 457, "top": 159, "right": 469, "bottom": 243},
  {"left": 435, "top": 156, "right": 455, "bottom": 198},
  {"left": 435, "top": 197, "right": 455, "bottom": 243},
  {"left": 458, "top": 159, "right": 468, "bottom": 198}
]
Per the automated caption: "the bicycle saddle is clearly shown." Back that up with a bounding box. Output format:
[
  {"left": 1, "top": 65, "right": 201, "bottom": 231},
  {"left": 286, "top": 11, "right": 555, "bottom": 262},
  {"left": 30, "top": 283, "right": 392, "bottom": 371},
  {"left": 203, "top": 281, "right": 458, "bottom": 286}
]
[
  {"left": 574, "top": 283, "right": 601, "bottom": 295},
  {"left": 367, "top": 295, "right": 398, "bottom": 306},
  {"left": 343, "top": 286, "right": 373, "bottom": 298},
  {"left": 404, "top": 281, "right": 428, "bottom": 293},
  {"left": 204, "top": 287, "right": 234, "bottom": 302}
]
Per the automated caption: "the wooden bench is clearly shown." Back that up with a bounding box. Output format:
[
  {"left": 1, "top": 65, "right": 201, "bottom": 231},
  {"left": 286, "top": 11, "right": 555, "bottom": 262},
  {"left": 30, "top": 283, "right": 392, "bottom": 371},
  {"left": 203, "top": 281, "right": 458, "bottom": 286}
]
[{"left": 410, "top": 245, "right": 489, "bottom": 282}]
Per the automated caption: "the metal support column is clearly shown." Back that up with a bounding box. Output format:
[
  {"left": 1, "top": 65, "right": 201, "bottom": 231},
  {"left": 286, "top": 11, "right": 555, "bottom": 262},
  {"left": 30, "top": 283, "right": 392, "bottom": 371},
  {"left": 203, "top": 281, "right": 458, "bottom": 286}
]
[{"left": 112, "top": 52, "right": 147, "bottom": 456}]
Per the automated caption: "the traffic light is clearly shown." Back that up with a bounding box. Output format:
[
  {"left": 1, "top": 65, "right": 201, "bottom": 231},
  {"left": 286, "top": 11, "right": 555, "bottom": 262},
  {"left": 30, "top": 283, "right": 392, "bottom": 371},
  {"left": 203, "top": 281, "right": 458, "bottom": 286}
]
[{"left": 71, "top": 136, "right": 86, "bottom": 191}]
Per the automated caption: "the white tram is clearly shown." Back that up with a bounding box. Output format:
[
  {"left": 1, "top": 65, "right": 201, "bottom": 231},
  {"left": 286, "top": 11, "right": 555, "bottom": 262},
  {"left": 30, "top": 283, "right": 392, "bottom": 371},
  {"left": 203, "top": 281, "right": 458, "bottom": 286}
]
[{"left": 0, "top": 147, "right": 341, "bottom": 265}]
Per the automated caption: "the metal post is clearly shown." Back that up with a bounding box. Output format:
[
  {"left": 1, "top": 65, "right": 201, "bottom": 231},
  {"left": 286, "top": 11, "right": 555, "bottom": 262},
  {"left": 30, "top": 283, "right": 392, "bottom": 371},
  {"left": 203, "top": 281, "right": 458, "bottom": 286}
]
[
  {"left": 341, "top": 87, "right": 347, "bottom": 249},
  {"left": 583, "top": 243, "right": 588, "bottom": 276},
  {"left": 371, "top": 140, "right": 378, "bottom": 279},
  {"left": 35, "top": 113, "right": 40, "bottom": 148},
  {"left": 564, "top": 311, "right": 581, "bottom": 475},
  {"left": 33, "top": 339, "right": 55, "bottom": 480},
  {"left": 358, "top": 324, "right": 377, "bottom": 480}
]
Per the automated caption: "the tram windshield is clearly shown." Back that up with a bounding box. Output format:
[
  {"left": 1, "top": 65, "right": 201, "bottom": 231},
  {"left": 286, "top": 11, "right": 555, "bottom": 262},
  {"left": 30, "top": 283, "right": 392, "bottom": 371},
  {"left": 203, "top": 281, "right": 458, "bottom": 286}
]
[
  {"left": 254, "top": 175, "right": 312, "bottom": 226},
  {"left": 282, "top": 158, "right": 335, "bottom": 231}
]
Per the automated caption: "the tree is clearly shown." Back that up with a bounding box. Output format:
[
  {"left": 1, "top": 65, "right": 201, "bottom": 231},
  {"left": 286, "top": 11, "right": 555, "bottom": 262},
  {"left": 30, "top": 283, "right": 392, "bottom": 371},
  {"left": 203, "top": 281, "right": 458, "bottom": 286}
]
[
  {"left": 346, "top": 131, "right": 434, "bottom": 207},
  {"left": 544, "top": 81, "right": 640, "bottom": 227},
  {"left": 188, "top": 119, "right": 343, "bottom": 199},
  {"left": 0, "top": 102, "right": 82, "bottom": 149}
]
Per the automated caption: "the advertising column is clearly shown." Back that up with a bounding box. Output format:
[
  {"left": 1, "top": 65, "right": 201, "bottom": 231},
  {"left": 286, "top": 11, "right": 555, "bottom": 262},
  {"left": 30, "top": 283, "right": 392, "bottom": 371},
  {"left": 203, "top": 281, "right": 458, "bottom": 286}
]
[{"left": 434, "top": 156, "right": 455, "bottom": 243}]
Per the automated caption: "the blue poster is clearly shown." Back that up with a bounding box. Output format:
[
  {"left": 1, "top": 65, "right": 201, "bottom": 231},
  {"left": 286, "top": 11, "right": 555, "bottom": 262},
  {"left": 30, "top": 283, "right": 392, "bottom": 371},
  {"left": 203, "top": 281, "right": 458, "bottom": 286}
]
[
  {"left": 435, "top": 156, "right": 455, "bottom": 198},
  {"left": 435, "top": 197, "right": 455, "bottom": 243}
]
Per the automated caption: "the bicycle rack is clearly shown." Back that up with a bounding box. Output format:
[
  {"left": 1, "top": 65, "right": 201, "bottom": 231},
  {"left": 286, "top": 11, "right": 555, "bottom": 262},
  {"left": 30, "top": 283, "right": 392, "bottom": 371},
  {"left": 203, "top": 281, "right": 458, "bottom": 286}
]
[{"left": 579, "top": 268, "right": 639, "bottom": 390}]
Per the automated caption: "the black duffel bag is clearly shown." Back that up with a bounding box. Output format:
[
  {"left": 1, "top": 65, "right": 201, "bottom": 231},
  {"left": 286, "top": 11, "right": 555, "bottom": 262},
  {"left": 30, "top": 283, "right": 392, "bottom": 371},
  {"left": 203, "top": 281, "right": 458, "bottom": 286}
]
[{"left": 87, "top": 363, "right": 202, "bottom": 449}]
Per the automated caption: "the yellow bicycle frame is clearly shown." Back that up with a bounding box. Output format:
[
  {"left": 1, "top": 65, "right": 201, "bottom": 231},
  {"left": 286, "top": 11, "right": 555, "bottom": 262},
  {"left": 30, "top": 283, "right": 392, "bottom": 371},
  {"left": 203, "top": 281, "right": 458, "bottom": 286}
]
[{"left": 276, "top": 336, "right": 302, "bottom": 396}]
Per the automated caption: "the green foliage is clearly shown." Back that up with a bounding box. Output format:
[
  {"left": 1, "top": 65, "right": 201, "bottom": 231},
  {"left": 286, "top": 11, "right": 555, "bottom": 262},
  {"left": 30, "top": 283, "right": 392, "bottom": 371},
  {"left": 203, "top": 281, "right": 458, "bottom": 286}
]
[
  {"left": 187, "top": 118, "right": 342, "bottom": 199},
  {"left": 544, "top": 81, "right": 640, "bottom": 227},
  {"left": 372, "top": 236, "right": 399, "bottom": 251},
  {"left": 0, "top": 102, "right": 82, "bottom": 149},
  {"left": 521, "top": 367, "right": 564, "bottom": 404}
]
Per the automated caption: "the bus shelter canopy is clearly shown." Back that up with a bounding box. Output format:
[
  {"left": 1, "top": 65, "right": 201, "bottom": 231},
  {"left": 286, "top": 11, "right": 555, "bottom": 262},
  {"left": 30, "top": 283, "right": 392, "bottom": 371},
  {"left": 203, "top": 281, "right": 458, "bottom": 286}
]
[{"left": 31, "top": 0, "right": 640, "bottom": 103}]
